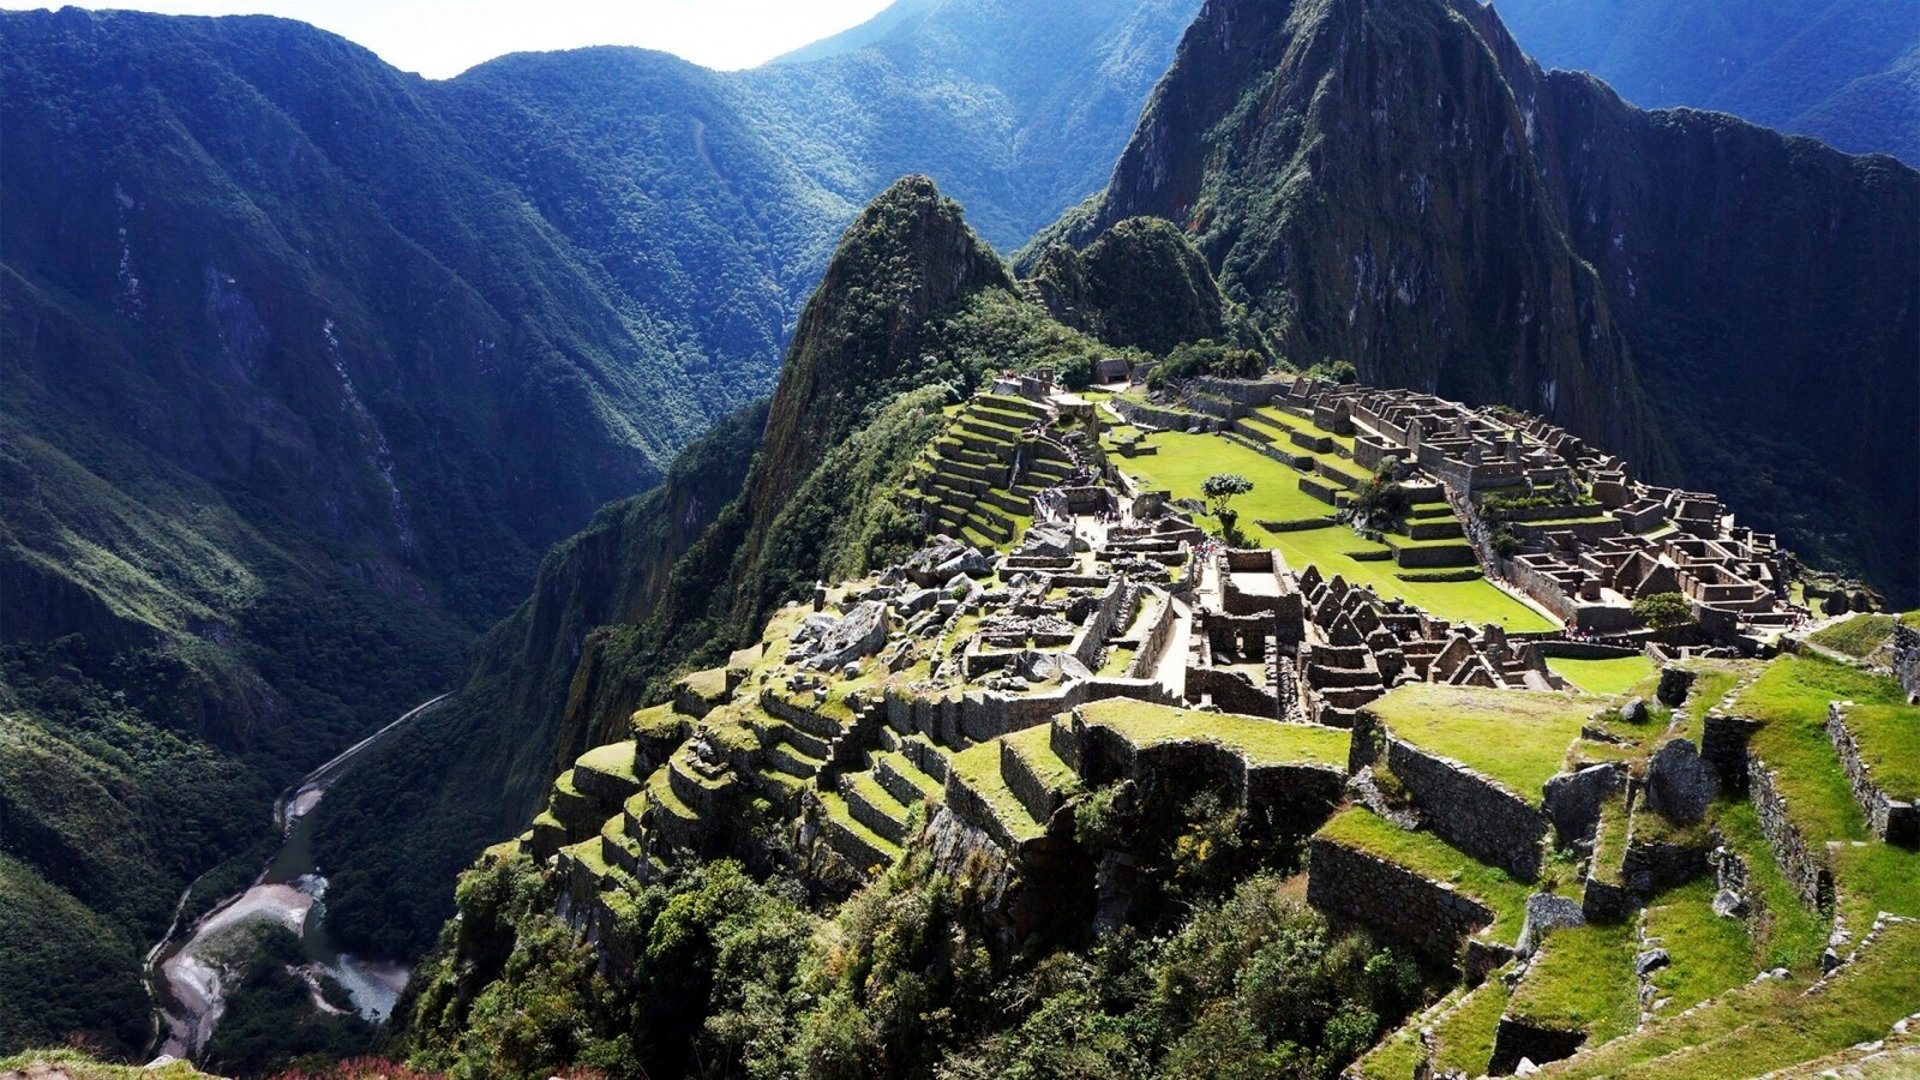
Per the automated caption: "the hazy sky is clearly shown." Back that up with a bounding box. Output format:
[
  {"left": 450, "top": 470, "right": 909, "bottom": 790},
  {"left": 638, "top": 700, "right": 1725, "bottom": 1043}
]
[{"left": 29, "top": 0, "right": 899, "bottom": 76}]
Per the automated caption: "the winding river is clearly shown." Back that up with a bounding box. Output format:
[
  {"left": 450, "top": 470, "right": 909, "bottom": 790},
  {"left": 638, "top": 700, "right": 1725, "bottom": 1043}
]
[{"left": 145, "top": 694, "right": 450, "bottom": 1062}]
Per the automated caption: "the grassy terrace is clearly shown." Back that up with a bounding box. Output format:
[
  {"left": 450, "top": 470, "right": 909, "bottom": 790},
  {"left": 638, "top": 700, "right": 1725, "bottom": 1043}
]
[
  {"left": 1840, "top": 703, "right": 1920, "bottom": 801},
  {"left": 1429, "top": 973, "right": 1511, "bottom": 1077},
  {"left": 1806, "top": 613, "right": 1904, "bottom": 659},
  {"left": 1548, "top": 654, "right": 1656, "bottom": 696},
  {"left": 948, "top": 740, "right": 1046, "bottom": 843},
  {"left": 1354, "top": 987, "right": 1466, "bottom": 1080},
  {"left": 817, "top": 790, "right": 903, "bottom": 862},
  {"left": 1316, "top": 807, "right": 1531, "bottom": 941},
  {"left": 1077, "top": 699, "right": 1350, "bottom": 767},
  {"left": 1536, "top": 973, "right": 1815, "bottom": 1078},
  {"left": 1643, "top": 876, "right": 1756, "bottom": 1013},
  {"left": 1831, "top": 842, "right": 1920, "bottom": 936},
  {"left": 1672, "top": 660, "right": 1752, "bottom": 746},
  {"left": 1618, "top": 921, "right": 1920, "bottom": 1080},
  {"left": 1367, "top": 684, "right": 1597, "bottom": 803},
  {"left": 1004, "top": 723, "right": 1080, "bottom": 792},
  {"left": 1252, "top": 405, "right": 1357, "bottom": 452},
  {"left": 630, "top": 702, "right": 688, "bottom": 740},
  {"left": 1506, "top": 920, "right": 1640, "bottom": 1044},
  {"left": 1714, "top": 799, "right": 1829, "bottom": 971},
  {"left": 1590, "top": 795, "right": 1630, "bottom": 884},
  {"left": 1113, "top": 429, "right": 1553, "bottom": 631},
  {"left": 1730, "top": 655, "right": 1908, "bottom": 844},
  {"left": 574, "top": 740, "right": 639, "bottom": 785}
]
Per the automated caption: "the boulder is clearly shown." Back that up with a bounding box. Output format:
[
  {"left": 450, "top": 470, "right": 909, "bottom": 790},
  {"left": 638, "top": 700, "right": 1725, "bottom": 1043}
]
[
  {"left": 1518, "top": 893, "right": 1586, "bottom": 955},
  {"left": 1712, "top": 888, "right": 1749, "bottom": 919},
  {"left": 1645, "top": 739, "right": 1719, "bottom": 825},
  {"left": 898, "top": 588, "right": 940, "bottom": 616},
  {"left": 1020, "top": 525, "right": 1074, "bottom": 558},
  {"left": 807, "top": 602, "right": 889, "bottom": 671},
  {"left": 1635, "top": 948, "right": 1671, "bottom": 975},
  {"left": 1005, "top": 650, "right": 1092, "bottom": 685},
  {"left": 1620, "top": 697, "right": 1651, "bottom": 725}
]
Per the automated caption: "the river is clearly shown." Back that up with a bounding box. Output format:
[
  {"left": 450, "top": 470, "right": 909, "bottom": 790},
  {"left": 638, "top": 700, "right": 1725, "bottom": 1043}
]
[{"left": 145, "top": 694, "right": 450, "bottom": 1062}]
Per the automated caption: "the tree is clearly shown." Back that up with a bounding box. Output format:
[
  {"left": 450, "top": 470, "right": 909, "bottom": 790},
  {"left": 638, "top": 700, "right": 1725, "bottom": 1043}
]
[
  {"left": 1633, "top": 592, "right": 1696, "bottom": 632},
  {"left": 1202, "top": 474, "right": 1254, "bottom": 519}
]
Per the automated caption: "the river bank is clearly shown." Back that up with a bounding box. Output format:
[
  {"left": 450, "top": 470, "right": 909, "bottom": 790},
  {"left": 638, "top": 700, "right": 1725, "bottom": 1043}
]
[{"left": 145, "top": 694, "right": 449, "bottom": 1063}]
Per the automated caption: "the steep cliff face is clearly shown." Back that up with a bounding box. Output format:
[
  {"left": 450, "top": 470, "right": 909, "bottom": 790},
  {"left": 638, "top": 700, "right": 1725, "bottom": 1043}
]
[
  {"left": 1527, "top": 74, "right": 1919, "bottom": 594},
  {"left": 1063, "top": 0, "right": 1919, "bottom": 600},
  {"left": 1079, "top": 0, "right": 1646, "bottom": 462}
]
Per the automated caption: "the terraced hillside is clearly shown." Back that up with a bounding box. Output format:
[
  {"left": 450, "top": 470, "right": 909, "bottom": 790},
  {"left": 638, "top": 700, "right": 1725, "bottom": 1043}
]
[{"left": 413, "top": 377, "right": 1918, "bottom": 1078}]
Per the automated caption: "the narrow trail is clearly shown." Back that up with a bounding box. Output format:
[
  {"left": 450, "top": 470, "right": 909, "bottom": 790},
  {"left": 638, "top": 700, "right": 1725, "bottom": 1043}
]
[{"left": 143, "top": 692, "right": 450, "bottom": 1064}]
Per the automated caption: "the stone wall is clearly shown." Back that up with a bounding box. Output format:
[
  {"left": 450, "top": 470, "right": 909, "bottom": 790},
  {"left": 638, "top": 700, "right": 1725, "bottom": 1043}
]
[
  {"left": 1187, "top": 665, "right": 1280, "bottom": 718},
  {"left": 1131, "top": 590, "right": 1182, "bottom": 678},
  {"left": 1826, "top": 703, "right": 1918, "bottom": 846},
  {"left": 1071, "top": 579, "right": 1132, "bottom": 670},
  {"left": 1892, "top": 624, "right": 1920, "bottom": 703},
  {"left": 1701, "top": 712, "right": 1758, "bottom": 791},
  {"left": 1387, "top": 739, "right": 1547, "bottom": 881},
  {"left": 1001, "top": 738, "right": 1067, "bottom": 823},
  {"left": 1748, "top": 754, "right": 1831, "bottom": 910},
  {"left": 1110, "top": 396, "right": 1222, "bottom": 433},
  {"left": 1192, "top": 375, "right": 1291, "bottom": 405},
  {"left": 1390, "top": 540, "right": 1477, "bottom": 570},
  {"left": 1307, "top": 837, "right": 1496, "bottom": 967},
  {"left": 1542, "top": 763, "right": 1624, "bottom": 844}
]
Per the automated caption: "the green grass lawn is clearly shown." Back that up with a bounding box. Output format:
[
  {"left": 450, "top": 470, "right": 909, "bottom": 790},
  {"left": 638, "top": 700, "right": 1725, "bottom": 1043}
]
[
  {"left": 1643, "top": 876, "right": 1756, "bottom": 1013},
  {"left": 1368, "top": 684, "right": 1597, "bottom": 803},
  {"left": 949, "top": 740, "right": 1046, "bottom": 842},
  {"left": 1316, "top": 807, "right": 1531, "bottom": 940},
  {"left": 1807, "top": 614, "right": 1900, "bottom": 658},
  {"left": 1730, "top": 655, "right": 1909, "bottom": 844},
  {"left": 1831, "top": 842, "right": 1920, "bottom": 933},
  {"left": 1713, "top": 799, "right": 1829, "bottom": 972},
  {"left": 1428, "top": 974, "right": 1511, "bottom": 1077},
  {"left": 1618, "top": 922, "right": 1920, "bottom": 1080},
  {"left": 1549, "top": 654, "right": 1657, "bottom": 695},
  {"left": 1077, "top": 698, "right": 1351, "bottom": 768},
  {"left": 1506, "top": 920, "right": 1641, "bottom": 1043},
  {"left": 1837, "top": 703, "right": 1920, "bottom": 801},
  {"left": 1115, "top": 430, "right": 1554, "bottom": 631}
]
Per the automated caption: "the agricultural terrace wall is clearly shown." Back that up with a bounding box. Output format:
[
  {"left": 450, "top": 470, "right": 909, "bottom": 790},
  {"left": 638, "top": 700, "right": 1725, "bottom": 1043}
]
[
  {"left": 1307, "top": 837, "right": 1496, "bottom": 968},
  {"left": 1748, "top": 753, "right": 1831, "bottom": 910},
  {"left": 1386, "top": 738, "right": 1547, "bottom": 881},
  {"left": 1827, "top": 703, "right": 1918, "bottom": 846}
]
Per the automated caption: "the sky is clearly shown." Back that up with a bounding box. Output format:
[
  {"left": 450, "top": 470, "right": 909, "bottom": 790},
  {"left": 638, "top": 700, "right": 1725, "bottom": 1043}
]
[{"left": 26, "top": 0, "right": 899, "bottom": 76}]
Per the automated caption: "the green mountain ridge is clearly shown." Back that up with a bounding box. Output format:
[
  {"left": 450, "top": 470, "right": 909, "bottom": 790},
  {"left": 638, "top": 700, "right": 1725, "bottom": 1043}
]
[
  {"left": 0, "top": 2, "right": 1201, "bottom": 1057},
  {"left": 312, "top": 176, "right": 1227, "bottom": 962},
  {"left": 1489, "top": 0, "right": 1920, "bottom": 165},
  {"left": 5, "top": 0, "right": 1917, "bottom": 1066}
]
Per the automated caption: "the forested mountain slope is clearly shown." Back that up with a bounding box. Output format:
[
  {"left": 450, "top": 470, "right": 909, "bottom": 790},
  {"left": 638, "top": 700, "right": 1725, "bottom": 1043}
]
[
  {"left": 0, "top": 0, "right": 1196, "bottom": 1054},
  {"left": 312, "top": 176, "right": 1227, "bottom": 960},
  {"left": 1489, "top": 0, "right": 1920, "bottom": 165}
]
